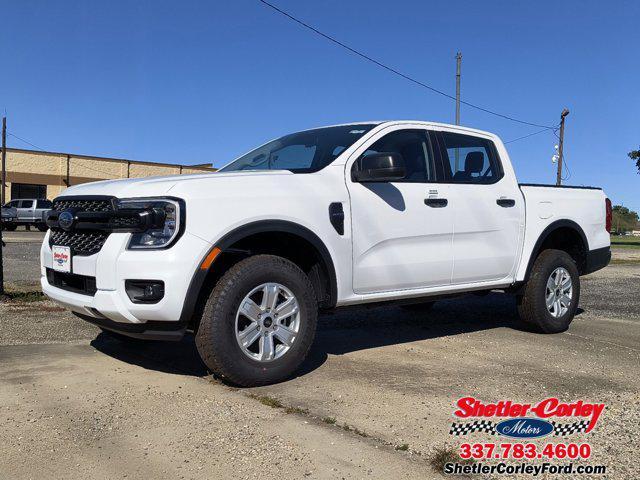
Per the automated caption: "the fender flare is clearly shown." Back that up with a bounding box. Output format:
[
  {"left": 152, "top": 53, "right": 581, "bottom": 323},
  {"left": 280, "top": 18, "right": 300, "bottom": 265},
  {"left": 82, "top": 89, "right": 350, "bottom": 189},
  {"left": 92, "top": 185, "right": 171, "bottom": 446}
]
[
  {"left": 179, "top": 220, "right": 338, "bottom": 325},
  {"left": 522, "top": 219, "right": 589, "bottom": 280}
]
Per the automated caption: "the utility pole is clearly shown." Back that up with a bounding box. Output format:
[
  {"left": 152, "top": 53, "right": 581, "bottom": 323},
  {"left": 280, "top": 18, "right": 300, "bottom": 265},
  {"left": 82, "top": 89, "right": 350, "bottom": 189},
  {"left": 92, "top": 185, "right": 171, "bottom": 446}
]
[
  {"left": 455, "top": 52, "right": 462, "bottom": 125},
  {"left": 1, "top": 117, "right": 5, "bottom": 206},
  {"left": 556, "top": 109, "right": 569, "bottom": 186},
  {"left": 455, "top": 52, "right": 462, "bottom": 171},
  {"left": 0, "top": 116, "right": 6, "bottom": 295}
]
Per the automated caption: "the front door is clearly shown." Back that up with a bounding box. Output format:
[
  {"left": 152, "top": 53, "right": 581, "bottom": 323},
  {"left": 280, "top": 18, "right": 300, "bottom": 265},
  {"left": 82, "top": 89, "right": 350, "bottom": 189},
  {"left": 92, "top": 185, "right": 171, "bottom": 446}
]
[{"left": 347, "top": 126, "right": 454, "bottom": 294}]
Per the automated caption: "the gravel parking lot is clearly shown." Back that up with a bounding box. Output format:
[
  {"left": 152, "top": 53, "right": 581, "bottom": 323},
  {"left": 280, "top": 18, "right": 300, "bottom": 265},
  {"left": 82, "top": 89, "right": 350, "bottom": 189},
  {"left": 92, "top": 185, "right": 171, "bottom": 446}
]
[{"left": 1, "top": 231, "right": 639, "bottom": 479}]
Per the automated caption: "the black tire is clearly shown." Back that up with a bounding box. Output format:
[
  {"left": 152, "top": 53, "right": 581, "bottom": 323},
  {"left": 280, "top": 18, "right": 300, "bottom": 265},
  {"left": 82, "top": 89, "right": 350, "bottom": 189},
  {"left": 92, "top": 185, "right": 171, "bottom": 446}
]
[
  {"left": 400, "top": 301, "right": 435, "bottom": 312},
  {"left": 2, "top": 223, "right": 17, "bottom": 231},
  {"left": 195, "top": 254, "right": 318, "bottom": 387},
  {"left": 36, "top": 224, "right": 48, "bottom": 232},
  {"left": 517, "top": 249, "right": 580, "bottom": 333}
]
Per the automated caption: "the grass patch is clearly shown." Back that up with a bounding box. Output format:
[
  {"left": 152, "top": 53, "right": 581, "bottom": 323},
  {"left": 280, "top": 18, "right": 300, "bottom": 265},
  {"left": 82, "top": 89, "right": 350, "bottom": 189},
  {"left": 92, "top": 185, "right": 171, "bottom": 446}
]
[
  {"left": 322, "top": 416, "right": 336, "bottom": 425},
  {"left": 612, "top": 244, "right": 640, "bottom": 249},
  {"left": 249, "top": 394, "right": 283, "bottom": 409},
  {"left": 395, "top": 443, "right": 409, "bottom": 451},
  {"left": 610, "top": 259, "right": 640, "bottom": 265},
  {"left": 248, "top": 394, "right": 308, "bottom": 415},
  {"left": 341, "top": 423, "right": 368, "bottom": 437},
  {"left": 611, "top": 236, "right": 640, "bottom": 248},
  {"left": 429, "top": 446, "right": 473, "bottom": 472},
  {"left": 284, "top": 406, "right": 309, "bottom": 415},
  {"left": 1, "top": 290, "right": 46, "bottom": 303}
]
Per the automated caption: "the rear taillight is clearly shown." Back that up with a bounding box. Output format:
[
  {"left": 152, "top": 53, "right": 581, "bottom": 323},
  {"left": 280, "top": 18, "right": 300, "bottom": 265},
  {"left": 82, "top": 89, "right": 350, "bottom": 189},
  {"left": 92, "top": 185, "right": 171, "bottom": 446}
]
[{"left": 605, "top": 198, "right": 612, "bottom": 233}]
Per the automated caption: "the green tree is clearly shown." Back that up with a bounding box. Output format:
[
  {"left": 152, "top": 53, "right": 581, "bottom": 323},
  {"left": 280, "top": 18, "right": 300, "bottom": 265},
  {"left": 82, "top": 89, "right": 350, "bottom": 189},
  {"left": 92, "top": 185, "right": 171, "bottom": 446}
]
[
  {"left": 611, "top": 205, "right": 639, "bottom": 233},
  {"left": 630, "top": 148, "right": 640, "bottom": 173}
]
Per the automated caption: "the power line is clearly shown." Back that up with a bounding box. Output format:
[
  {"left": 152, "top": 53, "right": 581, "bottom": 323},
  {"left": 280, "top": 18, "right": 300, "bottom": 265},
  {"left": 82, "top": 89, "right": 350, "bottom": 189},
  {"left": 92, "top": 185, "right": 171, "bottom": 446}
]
[
  {"left": 6, "top": 131, "right": 189, "bottom": 179},
  {"left": 563, "top": 157, "right": 571, "bottom": 181},
  {"left": 504, "top": 127, "right": 555, "bottom": 144},
  {"left": 7, "top": 131, "right": 45, "bottom": 151},
  {"left": 257, "top": 0, "right": 557, "bottom": 130},
  {"left": 7, "top": 130, "right": 126, "bottom": 177}
]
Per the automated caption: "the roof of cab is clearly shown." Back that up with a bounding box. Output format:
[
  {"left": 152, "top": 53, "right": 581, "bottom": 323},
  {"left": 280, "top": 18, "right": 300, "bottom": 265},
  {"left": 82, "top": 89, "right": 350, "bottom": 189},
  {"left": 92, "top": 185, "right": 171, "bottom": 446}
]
[{"left": 309, "top": 120, "right": 496, "bottom": 139}]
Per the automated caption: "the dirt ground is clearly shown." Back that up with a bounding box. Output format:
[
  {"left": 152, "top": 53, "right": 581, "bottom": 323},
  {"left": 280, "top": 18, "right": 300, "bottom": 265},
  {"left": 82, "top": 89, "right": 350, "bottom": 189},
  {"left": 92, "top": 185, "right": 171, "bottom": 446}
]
[{"left": 0, "top": 233, "right": 638, "bottom": 479}]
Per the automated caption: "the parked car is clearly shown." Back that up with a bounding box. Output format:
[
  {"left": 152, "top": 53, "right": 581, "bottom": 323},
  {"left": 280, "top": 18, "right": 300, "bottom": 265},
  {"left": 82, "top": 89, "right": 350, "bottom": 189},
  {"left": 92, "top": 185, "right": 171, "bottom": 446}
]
[
  {"left": 40, "top": 121, "right": 611, "bottom": 386},
  {"left": 1, "top": 205, "right": 18, "bottom": 230},
  {"left": 3, "top": 199, "right": 52, "bottom": 231}
]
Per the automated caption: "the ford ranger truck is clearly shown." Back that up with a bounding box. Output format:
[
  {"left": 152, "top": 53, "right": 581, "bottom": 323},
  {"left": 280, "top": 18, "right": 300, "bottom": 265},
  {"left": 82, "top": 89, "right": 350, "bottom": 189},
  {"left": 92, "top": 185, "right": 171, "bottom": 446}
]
[{"left": 41, "top": 121, "right": 612, "bottom": 386}]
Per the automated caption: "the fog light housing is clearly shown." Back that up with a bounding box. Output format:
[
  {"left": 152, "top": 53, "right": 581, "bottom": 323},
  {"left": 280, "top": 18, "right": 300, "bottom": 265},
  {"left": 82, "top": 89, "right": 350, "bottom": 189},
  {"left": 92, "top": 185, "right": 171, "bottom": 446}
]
[{"left": 125, "top": 280, "right": 165, "bottom": 304}]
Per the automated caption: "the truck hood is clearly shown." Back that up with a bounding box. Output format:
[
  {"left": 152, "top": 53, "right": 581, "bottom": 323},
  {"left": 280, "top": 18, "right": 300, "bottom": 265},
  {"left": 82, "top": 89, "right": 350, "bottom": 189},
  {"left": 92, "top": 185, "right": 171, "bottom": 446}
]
[{"left": 58, "top": 170, "right": 294, "bottom": 199}]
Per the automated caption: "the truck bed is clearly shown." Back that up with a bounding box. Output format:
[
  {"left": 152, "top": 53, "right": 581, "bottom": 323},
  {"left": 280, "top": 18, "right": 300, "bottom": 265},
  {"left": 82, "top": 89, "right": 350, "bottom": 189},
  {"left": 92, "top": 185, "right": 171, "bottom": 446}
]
[{"left": 515, "top": 184, "right": 609, "bottom": 281}]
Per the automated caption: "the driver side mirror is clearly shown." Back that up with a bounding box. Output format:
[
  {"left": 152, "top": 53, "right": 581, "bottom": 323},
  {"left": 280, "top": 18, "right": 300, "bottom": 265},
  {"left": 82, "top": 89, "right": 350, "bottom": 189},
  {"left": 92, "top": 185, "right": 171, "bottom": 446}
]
[{"left": 352, "top": 152, "right": 406, "bottom": 182}]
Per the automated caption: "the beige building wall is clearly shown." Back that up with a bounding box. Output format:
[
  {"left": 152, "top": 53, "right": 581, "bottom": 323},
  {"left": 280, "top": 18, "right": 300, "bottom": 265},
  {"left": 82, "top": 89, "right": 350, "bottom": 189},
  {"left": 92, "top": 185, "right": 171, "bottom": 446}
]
[{"left": 2, "top": 148, "right": 215, "bottom": 202}]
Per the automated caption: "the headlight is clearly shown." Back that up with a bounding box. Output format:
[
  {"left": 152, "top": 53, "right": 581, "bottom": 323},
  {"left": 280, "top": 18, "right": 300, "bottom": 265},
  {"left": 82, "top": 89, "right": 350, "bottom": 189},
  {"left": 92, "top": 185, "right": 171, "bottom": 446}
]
[{"left": 117, "top": 198, "right": 184, "bottom": 250}]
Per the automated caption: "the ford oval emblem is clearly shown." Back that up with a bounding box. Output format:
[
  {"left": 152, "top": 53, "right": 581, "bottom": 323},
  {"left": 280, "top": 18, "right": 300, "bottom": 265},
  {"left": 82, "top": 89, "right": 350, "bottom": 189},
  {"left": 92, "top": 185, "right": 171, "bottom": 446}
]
[
  {"left": 58, "top": 210, "right": 75, "bottom": 231},
  {"left": 496, "top": 418, "right": 553, "bottom": 439}
]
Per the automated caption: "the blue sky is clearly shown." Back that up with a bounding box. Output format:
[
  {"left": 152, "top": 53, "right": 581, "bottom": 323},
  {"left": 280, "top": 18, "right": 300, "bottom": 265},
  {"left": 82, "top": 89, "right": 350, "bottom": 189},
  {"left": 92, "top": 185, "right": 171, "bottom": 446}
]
[{"left": 1, "top": 0, "right": 639, "bottom": 210}]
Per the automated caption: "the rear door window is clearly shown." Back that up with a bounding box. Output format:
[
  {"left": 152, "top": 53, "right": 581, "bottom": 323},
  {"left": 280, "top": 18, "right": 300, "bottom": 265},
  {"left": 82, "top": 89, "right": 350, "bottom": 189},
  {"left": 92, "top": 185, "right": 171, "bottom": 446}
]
[
  {"left": 439, "top": 132, "right": 502, "bottom": 184},
  {"left": 19, "top": 200, "right": 34, "bottom": 208}
]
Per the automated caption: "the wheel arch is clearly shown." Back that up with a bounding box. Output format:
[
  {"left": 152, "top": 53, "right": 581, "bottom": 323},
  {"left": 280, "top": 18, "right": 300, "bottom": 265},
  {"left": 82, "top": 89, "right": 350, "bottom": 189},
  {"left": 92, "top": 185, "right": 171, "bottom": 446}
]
[
  {"left": 523, "top": 219, "right": 589, "bottom": 281},
  {"left": 180, "top": 220, "right": 338, "bottom": 329}
]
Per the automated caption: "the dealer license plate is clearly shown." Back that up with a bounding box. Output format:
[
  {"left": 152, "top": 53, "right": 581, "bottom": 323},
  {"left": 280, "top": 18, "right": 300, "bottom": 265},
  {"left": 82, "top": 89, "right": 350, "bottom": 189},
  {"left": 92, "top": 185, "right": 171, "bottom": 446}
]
[{"left": 51, "top": 245, "right": 72, "bottom": 273}]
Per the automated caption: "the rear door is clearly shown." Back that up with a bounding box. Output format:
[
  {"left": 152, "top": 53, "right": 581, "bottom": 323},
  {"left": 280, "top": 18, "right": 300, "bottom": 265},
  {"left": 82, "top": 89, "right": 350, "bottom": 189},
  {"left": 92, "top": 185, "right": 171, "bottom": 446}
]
[
  {"left": 347, "top": 125, "right": 454, "bottom": 294},
  {"left": 433, "top": 130, "right": 523, "bottom": 284},
  {"left": 17, "top": 200, "right": 35, "bottom": 222}
]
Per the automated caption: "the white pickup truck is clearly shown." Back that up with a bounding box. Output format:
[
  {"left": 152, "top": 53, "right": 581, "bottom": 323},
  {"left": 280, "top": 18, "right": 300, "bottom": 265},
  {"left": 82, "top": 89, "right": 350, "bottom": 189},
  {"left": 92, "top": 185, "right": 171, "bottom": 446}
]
[{"left": 41, "top": 121, "right": 611, "bottom": 386}]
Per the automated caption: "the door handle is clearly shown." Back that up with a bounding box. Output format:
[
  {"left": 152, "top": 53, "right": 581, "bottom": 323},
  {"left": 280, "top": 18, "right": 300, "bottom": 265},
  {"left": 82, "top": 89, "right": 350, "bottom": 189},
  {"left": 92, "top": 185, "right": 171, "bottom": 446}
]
[
  {"left": 424, "top": 198, "right": 448, "bottom": 208},
  {"left": 496, "top": 198, "right": 516, "bottom": 208}
]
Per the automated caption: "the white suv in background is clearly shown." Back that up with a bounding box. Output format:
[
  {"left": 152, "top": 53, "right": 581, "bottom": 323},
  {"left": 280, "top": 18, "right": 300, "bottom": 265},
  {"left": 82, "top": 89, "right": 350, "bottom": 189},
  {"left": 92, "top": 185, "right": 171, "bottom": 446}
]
[{"left": 40, "top": 121, "right": 611, "bottom": 386}]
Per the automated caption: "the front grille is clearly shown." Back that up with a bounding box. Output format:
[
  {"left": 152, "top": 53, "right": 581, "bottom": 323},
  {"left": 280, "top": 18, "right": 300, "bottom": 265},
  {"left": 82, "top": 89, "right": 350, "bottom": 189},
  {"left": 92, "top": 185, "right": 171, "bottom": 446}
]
[
  {"left": 46, "top": 268, "right": 97, "bottom": 296},
  {"left": 110, "top": 215, "right": 140, "bottom": 228},
  {"left": 53, "top": 198, "right": 113, "bottom": 212},
  {"left": 49, "top": 229, "right": 109, "bottom": 256},
  {"left": 49, "top": 196, "right": 115, "bottom": 256}
]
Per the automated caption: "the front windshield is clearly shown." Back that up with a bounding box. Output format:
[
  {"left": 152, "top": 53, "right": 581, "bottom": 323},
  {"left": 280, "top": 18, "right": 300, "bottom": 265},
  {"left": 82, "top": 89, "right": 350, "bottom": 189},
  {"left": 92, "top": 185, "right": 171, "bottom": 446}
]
[{"left": 220, "top": 124, "right": 375, "bottom": 173}]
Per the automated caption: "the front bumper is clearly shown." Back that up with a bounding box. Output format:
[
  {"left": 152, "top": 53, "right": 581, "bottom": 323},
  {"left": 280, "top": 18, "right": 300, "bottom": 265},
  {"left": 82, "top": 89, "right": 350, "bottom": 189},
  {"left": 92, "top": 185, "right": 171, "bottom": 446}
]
[
  {"left": 40, "top": 230, "right": 212, "bottom": 333},
  {"left": 73, "top": 312, "right": 186, "bottom": 340}
]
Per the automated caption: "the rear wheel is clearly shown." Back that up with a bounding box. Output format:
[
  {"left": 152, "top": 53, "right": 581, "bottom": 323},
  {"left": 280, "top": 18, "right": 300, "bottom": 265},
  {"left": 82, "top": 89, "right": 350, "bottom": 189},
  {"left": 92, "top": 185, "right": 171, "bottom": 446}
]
[
  {"left": 196, "top": 255, "right": 318, "bottom": 387},
  {"left": 517, "top": 249, "right": 580, "bottom": 333},
  {"left": 36, "top": 224, "right": 48, "bottom": 232},
  {"left": 2, "top": 223, "right": 17, "bottom": 231}
]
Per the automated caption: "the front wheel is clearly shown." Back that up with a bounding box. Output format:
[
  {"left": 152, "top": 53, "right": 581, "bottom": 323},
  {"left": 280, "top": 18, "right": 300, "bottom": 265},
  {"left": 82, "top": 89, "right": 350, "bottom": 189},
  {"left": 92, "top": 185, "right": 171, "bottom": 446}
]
[
  {"left": 517, "top": 249, "right": 580, "bottom": 333},
  {"left": 195, "top": 255, "right": 318, "bottom": 387}
]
